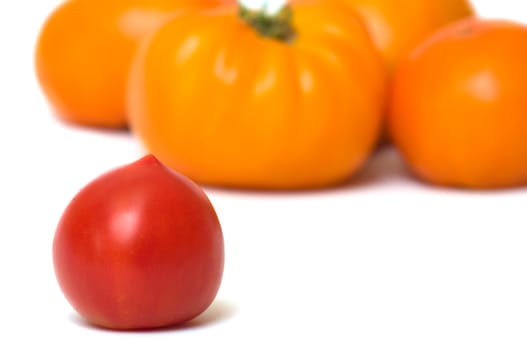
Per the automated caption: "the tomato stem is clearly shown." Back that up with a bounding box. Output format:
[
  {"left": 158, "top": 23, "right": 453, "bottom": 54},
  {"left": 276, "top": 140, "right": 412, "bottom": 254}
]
[{"left": 239, "top": 2, "right": 295, "bottom": 42}]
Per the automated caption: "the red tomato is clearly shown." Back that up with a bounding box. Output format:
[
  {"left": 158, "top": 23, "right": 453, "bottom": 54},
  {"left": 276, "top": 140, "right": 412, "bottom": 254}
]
[{"left": 53, "top": 155, "right": 224, "bottom": 330}]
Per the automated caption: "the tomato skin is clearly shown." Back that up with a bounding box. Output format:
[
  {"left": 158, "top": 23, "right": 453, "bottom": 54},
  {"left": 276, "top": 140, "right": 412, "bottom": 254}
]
[
  {"left": 53, "top": 155, "right": 224, "bottom": 330},
  {"left": 128, "top": 1, "right": 386, "bottom": 189},
  {"left": 35, "top": 0, "right": 225, "bottom": 128},
  {"left": 389, "top": 19, "right": 527, "bottom": 189},
  {"left": 342, "top": 0, "right": 474, "bottom": 70}
]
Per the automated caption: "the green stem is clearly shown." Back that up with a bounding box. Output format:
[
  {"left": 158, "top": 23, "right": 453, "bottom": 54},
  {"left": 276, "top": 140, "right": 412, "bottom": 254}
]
[{"left": 239, "top": 4, "right": 296, "bottom": 42}]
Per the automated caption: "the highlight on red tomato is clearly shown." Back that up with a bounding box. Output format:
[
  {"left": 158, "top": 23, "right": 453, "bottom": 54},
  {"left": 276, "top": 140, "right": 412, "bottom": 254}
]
[
  {"left": 53, "top": 155, "right": 224, "bottom": 330},
  {"left": 388, "top": 19, "right": 527, "bottom": 189},
  {"left": 35, "top": 0, "right": 227, "bottom": 128},
  {"left": 127, "top": 0, "right": 386, "bottom": 190}
]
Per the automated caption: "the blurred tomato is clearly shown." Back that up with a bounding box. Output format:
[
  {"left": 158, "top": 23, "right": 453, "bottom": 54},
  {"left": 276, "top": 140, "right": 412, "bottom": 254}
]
[
  {"left": 53, "top": 155, "right": 224, "bottom": 329},
  {"left": 35, "top": 0, "right": 225, "bottom": 128},
  {"left": 342, "top": 0, "right": 474, "bottom": 70},
  {"left": 389, "top": 19, "right": 527, "bottom": 189},
  {"left": 128, "top": 0, "right": 386, "bottom": 189}
]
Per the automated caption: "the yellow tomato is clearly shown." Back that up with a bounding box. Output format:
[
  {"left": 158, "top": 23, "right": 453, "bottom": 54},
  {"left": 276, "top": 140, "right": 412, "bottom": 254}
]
[
  {"left": 342, "top": 0, "right": 475, "bottom": 69},
  {"left": 35, "top": 0, "right": 225, "bottom": 128},
  {"left": 128, "top": 1, "right": 386, "bottom": 189},
  {"left": 389, "top": 19, "right": 527, "bottom": 188}
]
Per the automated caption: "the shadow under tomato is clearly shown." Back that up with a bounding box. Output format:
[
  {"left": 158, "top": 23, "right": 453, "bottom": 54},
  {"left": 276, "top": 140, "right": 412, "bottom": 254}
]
[
  {"left": 345, "top": 145, "right": 412, "bottom": 188},
  {"left": 68, "top": 299, "right": 238, "bottom": 333},
  {"left": 181, "top": 299, "right": 238, "bottom": 331},
  {"left": 58, "top": 117, "right": 131, "bottom": 135}
]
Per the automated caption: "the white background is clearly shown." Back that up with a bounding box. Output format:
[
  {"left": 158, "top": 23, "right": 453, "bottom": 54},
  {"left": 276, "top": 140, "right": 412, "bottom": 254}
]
[{"left": 1, "top": 1, "right": 527, "bottom": 349}]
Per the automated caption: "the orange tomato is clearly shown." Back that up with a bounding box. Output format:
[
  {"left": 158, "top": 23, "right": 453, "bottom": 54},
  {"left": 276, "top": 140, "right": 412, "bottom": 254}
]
[
  {"left": 35, "top": 0, "right": 224, "bottom": 128},
  {"left": 389, "top": 19, "right": 527, "bottom": 189},
  {"left": 128, "top": 1, "right": 386, "bottom": 190},
  {"left": 341, "top": 0, "right": 474, "bottom": 70}
]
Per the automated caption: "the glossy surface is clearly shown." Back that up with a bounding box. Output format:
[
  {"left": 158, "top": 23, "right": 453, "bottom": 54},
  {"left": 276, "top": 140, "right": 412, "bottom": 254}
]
[
  {"left": 343, "top": 0, "right": 474, "bottom": 70},
  {"left": 389, "top": 19, "right": 527, "bottom": 189},
  {"left": 53, "top": 155, "right": 224, "bottom": 330},
  {"left": 35, "top": 0, "right": 224, "bottom": 128},
  {"left": 128, "top": 1, "right": 386, "bottom": 189}
]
